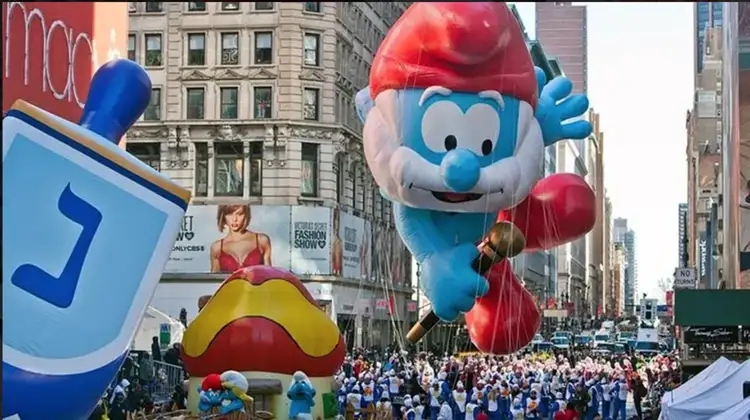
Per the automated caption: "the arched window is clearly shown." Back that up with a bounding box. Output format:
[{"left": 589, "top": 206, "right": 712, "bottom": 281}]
[
  {"left": 334, "top": 153, "right": 346, "bottom": 204},
  {"left": 354, "top": 163, "right": 364, "bottom": 212},
  {"left": 371, "top": 184, "right": 380, "bottom": 219}
]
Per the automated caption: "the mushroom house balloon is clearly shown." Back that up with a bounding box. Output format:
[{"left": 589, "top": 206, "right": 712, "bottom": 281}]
[
  {"left": 355, "top": 2, "right": 596, "bottom": 354},
  {"left": 181, "top": 266, "right": 346, "bottom": 418},
  {"left": 2, "top": 59, "right": 189, "bottom": 419}
]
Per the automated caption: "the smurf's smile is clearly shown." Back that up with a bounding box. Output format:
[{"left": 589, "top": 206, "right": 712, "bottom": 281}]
[{"left": 431, "top": 191, "right": 484, "bottom": 203}]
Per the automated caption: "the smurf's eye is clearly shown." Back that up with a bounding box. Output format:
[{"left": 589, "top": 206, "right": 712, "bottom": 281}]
[
  {"left": 465, "top": 104, "right": 500, "bottom": 157},
  {"left": 421, "top": 101, "right": 465, "bottom": 154},
  {"left": 444, "top": 135, "right": 457, "bottom": 151},
  {"left": 481, "top": 139, "right": 493, "bottom": 156}
]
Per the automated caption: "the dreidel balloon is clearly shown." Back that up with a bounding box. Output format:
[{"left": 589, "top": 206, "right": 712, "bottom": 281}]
[{"left": 2, "top": 59, "right": 191, "bottom": 420}]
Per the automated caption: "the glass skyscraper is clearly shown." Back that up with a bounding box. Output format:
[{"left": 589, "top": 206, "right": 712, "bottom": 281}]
[{"left": 697, "top": 2, "right": 724, "bottom": 74}]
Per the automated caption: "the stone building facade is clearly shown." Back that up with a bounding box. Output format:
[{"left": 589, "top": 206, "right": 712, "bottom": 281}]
[{"left": 126, "top": 1, "right": 414, "bottom": 349}]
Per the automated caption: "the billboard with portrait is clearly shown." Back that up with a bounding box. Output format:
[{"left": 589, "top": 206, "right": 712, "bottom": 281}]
[
  {"left": 167, "top": 205, "right": 331, "bottom": 274},
  {"left": 331, "top": 208, "right": 372, "bottom": 281}
]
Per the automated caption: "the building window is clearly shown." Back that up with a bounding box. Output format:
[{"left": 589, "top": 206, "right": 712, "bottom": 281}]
[
  {"left": 303, "top": 33, "right": 320, "bottom": 66},
  {"left": 214, "top": 143, "right": 244, "bottom": 197},
  {"left": 128, "top": 2, "right": 137, "bottom": 12},
  {"left": 253, "top": 86, "right": 273, "bottom": 119},
  {"left": 194, "top": 143, "right": 209, "bottom": 197},
  {"left": 126, "top": 143, "right": 161, "bottom": 171},
  {"left": 303, "top": 88, "right": 319, "bottom": 121},
  {"left": 254, "top": 31, "right": 273, "bottom": 65},
  {"left": 303, "top": 2, "right": 321, "bottom": 13},
  {"left": 252, "top": 395, "right": 273, "bottom": 413},
  {"left": 372, "top": 187, "right": 381, "bottom": 220},
  {"left": 301, "top": 143, "right": 319, "bottom": 197},
  {"left": 144, "top": 88, "right": 161, "bottom": 121},
  {"left": 220, "top": 87, "right": 238, "bottom": 119},
  {"left": 350, "top": 166, "right": 357, "bottom": 208},
  {"left": 187, "top": 34, "right": 206, "bottom": 66},
  {"left": 127, "top": 34, "right": 136, "bottom": 61},
  {"left": 145, "top": 34, "right": 162, "bottom": 67},
  {"left": 186, "top": 88, "right": 205, "bottom": 120},
  {"left": 187, "top": 2, "right": 205, "bottom": 11},
  {"left": 379, "top": 191, "right": 386, "bottom": 220},
  {"left": 249, "top": 142, "right": 263, "bottom": 196},
  {"left": 335, "top": 153, "right": 345, "bottom": 203},
  {"left": 145, "top": 2, "right": 163, "bottom": 12},
  {"left": 255, "top": 2, "right": 274, "bottom": 10},
  {"left": 354, "top": 167, "right": 363, "bottom": 211},
  {"left": 218, "top": 32, "right": 239, "bottom": 66},
  {"left": 221, "top": 2, "right": 240, "bottom": 11}
]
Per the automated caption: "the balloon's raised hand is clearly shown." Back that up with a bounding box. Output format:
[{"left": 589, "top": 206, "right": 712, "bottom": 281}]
[{"left": 534, "top": 67, "right": 593, "bottom": 146}]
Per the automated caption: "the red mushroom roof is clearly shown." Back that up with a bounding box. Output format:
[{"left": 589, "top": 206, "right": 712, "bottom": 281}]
[{"left": 181, "top": 266, "right": 346, "bottom": 377}]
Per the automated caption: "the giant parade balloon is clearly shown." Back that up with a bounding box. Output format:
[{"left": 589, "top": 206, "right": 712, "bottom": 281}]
[
  {"left": 355, "top": 2, "right": 596, "bottom": 354},
  {"left": 2, "top": 59, "right": 190, "bottom": 419}
]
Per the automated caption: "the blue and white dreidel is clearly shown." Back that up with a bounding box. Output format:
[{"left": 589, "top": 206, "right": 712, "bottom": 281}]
[{"left": 2, "top": 60, "right": 191, "bottom": 420}]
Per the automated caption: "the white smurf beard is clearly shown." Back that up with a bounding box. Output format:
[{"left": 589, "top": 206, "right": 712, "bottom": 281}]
[{"left": 363, "top": 89, "right": 544, "bottom": 213}]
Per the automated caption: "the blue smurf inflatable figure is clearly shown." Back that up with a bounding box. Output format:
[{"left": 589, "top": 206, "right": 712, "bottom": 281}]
[
  {"left": 356, "top": 2, "right": 595, "bottom": 354},
  {"left": 219, "top": 370, "right": 254, "bottom": 415},
  {"left": 198, "top": 373, "right": 224, "bottom": 413},
  {"left": 288, "top": 370, "right": 316, "bottom": 420}
]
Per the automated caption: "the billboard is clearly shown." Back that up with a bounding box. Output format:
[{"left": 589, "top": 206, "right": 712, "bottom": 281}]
[
  {"left": 166, "top": 204, "right": 410, "bottom": 283},
  {"left": 331, "top": 207, "right": 371, "bottom": 281},
  {"left": 291, "top": 206, "right": 332, "bottom": 275},
  {"left": 2, "top": 2, "right": 128, "bottom": 123},
  {"left": 168, "top": 205, "right": 301, "bottom": 274}
]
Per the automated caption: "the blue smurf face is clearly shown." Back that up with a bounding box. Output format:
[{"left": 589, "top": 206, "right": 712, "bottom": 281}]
[
  {"left": 399, "top": 89, "right": 520, "bottom": 171},
  {"left": 360, "top": 86, "right": 544, "bottom": 213}
]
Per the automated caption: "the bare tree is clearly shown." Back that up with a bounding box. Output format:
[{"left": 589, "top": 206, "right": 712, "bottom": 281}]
[{"left": 657, "top": 277, "right": 673, "bottom": 294}]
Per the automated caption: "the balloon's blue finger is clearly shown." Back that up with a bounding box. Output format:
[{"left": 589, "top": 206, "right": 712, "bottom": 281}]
[
  {"left": 561, "top": 120, "right": 593, "bottom": 140},
  {"left": 472, "top": 276, "right": 489, "bottom": 297},
  {"left": 543, "top": 77, "right": 573, "bottom": 102},
  {"left": 558, "top": 95, "right": 590, "bottom": 121},
  {"left": 355, "top": 87, "right": 374, "bottom": 123},
  {"left": 535, "top": 67, "right": 548, "bottom": 95},
  {"left": 455, "top": 294, "right": 476, "bottom": 314},
  {"left": 435, "top": 306, "right": 459, "bottom": 322}
]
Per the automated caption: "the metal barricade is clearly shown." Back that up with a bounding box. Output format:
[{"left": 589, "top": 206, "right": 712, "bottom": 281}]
[{"left": 151, "top": 360, "right": 185, "bottom": 404}]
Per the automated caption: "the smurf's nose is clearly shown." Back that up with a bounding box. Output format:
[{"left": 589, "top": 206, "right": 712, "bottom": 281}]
[{"left": 440, "top": 149, "right": 480, "bottom": 192}]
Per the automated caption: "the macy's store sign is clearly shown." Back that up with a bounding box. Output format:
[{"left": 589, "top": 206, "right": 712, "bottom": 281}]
[{"left": 2, "top": 2, "right": 127, "bottom": 122}]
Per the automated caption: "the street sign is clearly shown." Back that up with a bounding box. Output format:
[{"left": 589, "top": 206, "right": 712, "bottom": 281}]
[{"left": 674, "top": 267, "right": 697, "bottom": 288}]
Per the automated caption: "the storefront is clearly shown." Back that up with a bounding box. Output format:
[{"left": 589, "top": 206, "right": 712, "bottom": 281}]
[{"left": 336, "top": 312, "right": 357, "bottom": 352}]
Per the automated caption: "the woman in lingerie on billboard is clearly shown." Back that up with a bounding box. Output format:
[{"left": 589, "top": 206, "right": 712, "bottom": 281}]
[
  {"left": 209, "top": 204, "right": 272, "bottom": 273},
  {"left": 332, "top": 207, "right": 343, "bottom": 276}
]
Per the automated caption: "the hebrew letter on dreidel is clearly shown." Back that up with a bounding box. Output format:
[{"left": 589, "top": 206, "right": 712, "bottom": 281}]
[{"left": 2, "top": 59, "right": 191, "bottom": 420}]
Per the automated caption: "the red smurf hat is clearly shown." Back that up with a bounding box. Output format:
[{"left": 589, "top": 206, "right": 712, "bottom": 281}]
[
  {"left": 370, "top": 2, "right": 537, "bottom": 109},
  {"left": 201, "top": 373, "right": 223, "bottom": 391}
]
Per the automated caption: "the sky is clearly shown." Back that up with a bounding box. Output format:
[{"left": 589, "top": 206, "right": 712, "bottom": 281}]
[{"left": 511, "top": 2, "right": 694, "bottom": 300}]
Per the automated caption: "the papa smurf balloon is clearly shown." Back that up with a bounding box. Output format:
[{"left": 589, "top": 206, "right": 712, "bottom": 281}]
[{"left": 356, "top": 2, "right": 596, "bottom": 354}]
